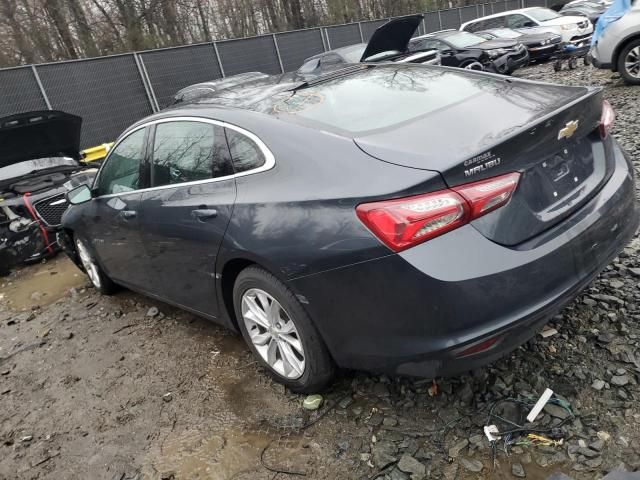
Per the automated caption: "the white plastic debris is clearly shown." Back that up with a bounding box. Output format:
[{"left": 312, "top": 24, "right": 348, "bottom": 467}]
[
  {"left": 303, "top": 394, "right": 323, "bottom": 411},
  {"left": 484, "top": 425, "right": 501, "bottom": 442},
  {"left": 527, "top": 388, "right": 554, "bottom": 423}
]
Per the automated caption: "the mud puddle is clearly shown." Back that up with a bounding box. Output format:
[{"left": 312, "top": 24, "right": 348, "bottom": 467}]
[{"left": 0, "top": 255, "right": 85, "bottom": 311}]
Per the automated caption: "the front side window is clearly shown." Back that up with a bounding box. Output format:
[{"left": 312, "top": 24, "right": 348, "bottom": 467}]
[
  {"left": 226, "top": 129, "right": 266, "bottom": 174},
  {"left": 151, "top": 121, "right": 233, "bottom": 187},
  {"left": 96, "top": 128, "right": 145, "bottom": 196}
]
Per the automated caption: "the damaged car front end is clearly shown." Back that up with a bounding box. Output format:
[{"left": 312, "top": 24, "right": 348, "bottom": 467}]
[{"left": 0, "top": 111, "right": 97, "bottom": 274}]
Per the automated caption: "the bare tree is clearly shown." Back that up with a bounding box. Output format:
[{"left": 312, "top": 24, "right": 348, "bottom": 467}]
[{"left": 0, "top": 0, "right": 457, "bottom": 67}]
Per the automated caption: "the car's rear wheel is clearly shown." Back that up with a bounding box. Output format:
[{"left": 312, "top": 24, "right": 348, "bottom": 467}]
[
  {"left": 75, "top": 237, "right": 117, "bottom": 295},
  {"left": 618, "top": 40, "right": 640, "bottom": 85},
  {"left": 233, "top": 266, "right": 335, "bottom": 393}
]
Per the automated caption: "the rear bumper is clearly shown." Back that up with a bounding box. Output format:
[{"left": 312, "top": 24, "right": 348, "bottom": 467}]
[{"left": 291, "top": 142, "right": 638, "bottom": 377}]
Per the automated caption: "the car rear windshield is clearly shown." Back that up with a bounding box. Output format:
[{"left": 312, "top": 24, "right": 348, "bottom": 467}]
[
  {"left": 339, "top": 44, "right": 366, "bottom": 63},
  {"left": 527, "top": 8, "right": 561, "bottom": 21},
  {"left": 442, "top": 31, "right": 487, "bottom": 48},
  {"left": 253, "top": 65, "right": 486, "bottom": 134}
]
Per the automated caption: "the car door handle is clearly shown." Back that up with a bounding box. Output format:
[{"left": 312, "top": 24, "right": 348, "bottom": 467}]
[
  {"left": 191, "top": 209, "right": 218, "bottom": 221},
  {"left": 120, "top": 210, "right": 137, "bottom": 219}
]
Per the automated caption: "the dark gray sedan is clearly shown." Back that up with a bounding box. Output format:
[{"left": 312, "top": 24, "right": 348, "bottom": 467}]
[{"left": 61, "top": 64, "right": 638, "bottom": 392}]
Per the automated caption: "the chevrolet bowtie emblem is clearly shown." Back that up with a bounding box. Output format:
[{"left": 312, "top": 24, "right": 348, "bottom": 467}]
[{"left": 558, "top": 120, "right": 579, "bottom": 140}]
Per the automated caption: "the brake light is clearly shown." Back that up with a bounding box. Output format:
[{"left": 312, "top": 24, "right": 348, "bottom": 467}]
[
  {"left": 599, "top": 99, "right": 615, "bottom": 139},
  {"left": 356, "top": 172, "right": 520, "bottom": 252}
]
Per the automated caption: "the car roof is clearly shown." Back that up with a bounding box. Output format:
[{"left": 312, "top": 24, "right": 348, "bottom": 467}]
[{"left": 461, "top": 6, "right": 543, "bottom": 24}]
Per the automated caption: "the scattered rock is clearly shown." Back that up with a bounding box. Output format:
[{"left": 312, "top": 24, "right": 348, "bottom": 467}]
[
  {"left": 459, "top": 458, "right": 483, "bottom": 473},
  {"left": 512, "top": 462, "right": 526, "bottom": 478},
  {"left": 543, "top": 403, "right": 571, "bottom": 420},
  {"left": 146, "top": 307, "right": 159, "bottom": 317},
  {"left": 592, "top": 379, "right": 606, "bottom": 391},
  {"left": 371, "top": 440, "right": 398, "bottom": 469},
  {"left": 610, "top": 375, "right": 629, "bottom": 387},
  {"left": 448, "top": 439, "right": 469, "bottom": 459},
  {"left": 397, "top": 454, "right": 426, "bottom": 477},
  {"left": 162, "top": 392, "right": 173, "bottom": 403}
]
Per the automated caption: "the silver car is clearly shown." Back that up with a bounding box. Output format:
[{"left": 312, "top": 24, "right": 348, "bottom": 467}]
[{"left": 590, "top": 0, "right": 640, "bottom": 84}]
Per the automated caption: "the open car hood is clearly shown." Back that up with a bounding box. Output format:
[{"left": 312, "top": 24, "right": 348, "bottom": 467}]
[
  {"left": 360, "top": 15, "right": 423, "bottom": 61},
  {"left": 0, "top": 111, "right": 82, "bottom": 168}
]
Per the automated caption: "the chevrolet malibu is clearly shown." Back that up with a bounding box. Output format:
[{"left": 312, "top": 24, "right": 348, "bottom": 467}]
[{"left": 60, "top": 64, "right": 638, "bottom": 392}]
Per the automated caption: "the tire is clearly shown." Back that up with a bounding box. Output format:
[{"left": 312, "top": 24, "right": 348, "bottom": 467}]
[
  {"left": 74, "top": 236, "right": 118, "bottom": 295},
  {"left": 233, "top": 266, "right": 335, "bottom": 393},
  {"left": 617, "top": 40, "right": 640, "bottom": 85},
  {"left": 462, "top": 60, "right": 484, "bottom": 71}
]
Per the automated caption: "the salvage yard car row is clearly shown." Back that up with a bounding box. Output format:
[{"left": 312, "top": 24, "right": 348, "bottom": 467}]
[{"left": 1, "top": 1, "right": 639, "bottom": 393}]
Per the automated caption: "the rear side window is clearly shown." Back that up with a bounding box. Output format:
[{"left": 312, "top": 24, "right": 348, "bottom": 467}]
[
  {"left": 97, "top": 128, "right": 145, "bottom": 196},
  {"left": 225, "top": 129, "right": 266, "bottom": 173},
  {"left": 151, "top": 121, "right": 233, "bottom": 187}
]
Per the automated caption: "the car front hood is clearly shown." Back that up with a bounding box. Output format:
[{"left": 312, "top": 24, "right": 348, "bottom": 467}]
[
  {"left": 360, "top": 15, "right": 423, "bottom": 61},
  {"left": 0, "top": 111, "right": 82, "bottom": 168}
]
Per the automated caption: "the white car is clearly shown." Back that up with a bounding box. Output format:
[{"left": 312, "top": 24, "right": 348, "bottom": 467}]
[
  {"left": 461, "top": 7, "right": 593, "bottom": 45},
  {"left": 590, "top": 0, "right": 640, "bottom": 84}
]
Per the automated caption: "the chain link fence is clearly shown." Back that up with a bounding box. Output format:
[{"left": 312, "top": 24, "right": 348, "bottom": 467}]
[{"left": 0, "top": 0, "right": 551, "bottom": 148}]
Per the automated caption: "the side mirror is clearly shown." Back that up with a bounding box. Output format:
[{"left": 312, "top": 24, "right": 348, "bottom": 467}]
[
  {"left": 522, "top": 21, "right": 536, "bottom": 27},
  {"left": 66, "top": 184, "right": 92, "bottom": 205},
  {"left": 441, "top": 49, "right": 455, "bottom": 56}
]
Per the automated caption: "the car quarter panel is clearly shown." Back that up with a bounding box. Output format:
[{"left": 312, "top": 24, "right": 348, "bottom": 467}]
[
  {"left": 289, "top": 144, "right": 637, "bottom": 373},
  {"left": 203, "top": 107, "right": 447, "bottom": 282}
]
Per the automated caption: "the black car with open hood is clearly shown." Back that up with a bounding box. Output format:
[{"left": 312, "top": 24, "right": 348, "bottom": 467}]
[
  {"left": 0, "top": 110, "right": 97, "bottom": 274},
  {"left": 297, "top": 15, "right": 440, "bottom": 76},
  {"left": 409, "top": 29, "right": 530, "bottom": 74}
]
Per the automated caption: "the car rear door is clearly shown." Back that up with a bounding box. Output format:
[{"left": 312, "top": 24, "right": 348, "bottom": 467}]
[
  {"left": 138, "top": 119, "right": 236, "bottom": 316},
  {"left": 84, "top": 127, "right": 150, "bottom": 287}
]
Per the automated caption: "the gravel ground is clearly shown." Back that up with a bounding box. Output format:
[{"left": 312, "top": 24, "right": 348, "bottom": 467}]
[{"left": 1, "top": 62, "right": 639, "bottom": 480}]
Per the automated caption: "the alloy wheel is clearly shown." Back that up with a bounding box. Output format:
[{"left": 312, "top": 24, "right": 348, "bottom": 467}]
[
  {"left": 624, "top": 47, "right": 640, "bottom": 79},
  {"left": 464, "top": 61, "right": 484, "bottom": 71},
  {"left": 241, "top": 288, "right": 306, "bottom": 379},
  {"left": 76, "top": 239, "right": 102, "bottom": 289}
]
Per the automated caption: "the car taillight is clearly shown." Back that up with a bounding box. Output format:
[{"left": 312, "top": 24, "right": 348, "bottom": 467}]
[
  {"left": 599, "top": 99, "right": 615, "bottom": 139},
  {"left": 356, "top": 172, "right": 520, "bottom": 252}
]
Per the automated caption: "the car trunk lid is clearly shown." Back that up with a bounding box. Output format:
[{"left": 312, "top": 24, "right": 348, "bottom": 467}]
[
  {"left": 0, "top": 110, "right": 82, "bottom": 168},
  {"left": 354, "top": 78, "right": 610, "bottom": 246}
]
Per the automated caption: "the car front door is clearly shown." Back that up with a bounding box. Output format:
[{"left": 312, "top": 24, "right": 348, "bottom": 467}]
[
  {"left": 138, "top": 119, "right": 236, "bottom": 316},
  {"left": 84, "top": 127, "right": 150, "bottom": 287}
]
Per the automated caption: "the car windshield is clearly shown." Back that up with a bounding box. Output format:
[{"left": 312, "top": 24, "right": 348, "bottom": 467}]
[
  {"left": 442, "top": 31, "right": 487, "bottom": 48},
  {"left": 527, "top": 8, "right": 561, "bottom": 21},
  {"left": 338, "top": 44, "right": 367, "bottom": 63},
  {"left": 490, "top": 28, "right": 523, "bottom": 39},
  {"left": 254, "top": 65, "right": 489, "bottom": 134},
  {"left": 0, "top": 157, "right": 77, "bottom": 181}
]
